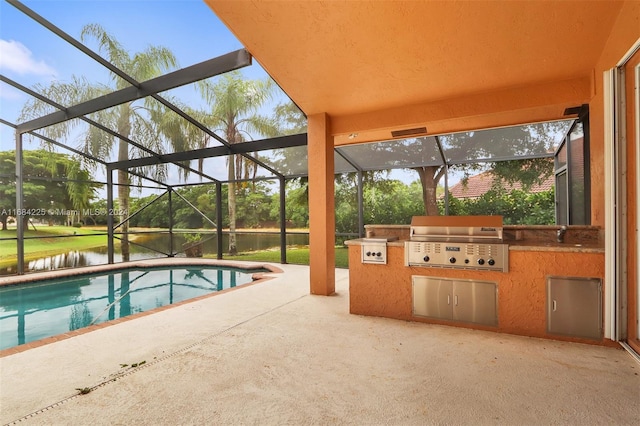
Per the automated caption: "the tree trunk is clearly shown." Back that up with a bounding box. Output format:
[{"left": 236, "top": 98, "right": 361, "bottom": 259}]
[
  {"left": 1, "top": 216, "right": 6, "bottom": 231},
  {"left": 414, "top": 166, "right": 442, "bottom": 216},
  {"left": 117, "top": 107, "right": 131, "bottom": 262},
  {"left": 228, "top": 153, "right": 238, "bottom": 255},
  {"left": 117, "top": 169, "right": 130, "bottom": 261}
]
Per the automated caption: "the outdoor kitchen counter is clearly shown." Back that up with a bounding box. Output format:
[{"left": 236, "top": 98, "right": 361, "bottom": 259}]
[
  {"left": 346, "top": 223, "right": 608, "bottom": 346},
  {"left": 344, "top": 239, "right": 604, "bottom": 253},
  {"left": 352, "top": 223, "right": 604, "bottom": 253}
]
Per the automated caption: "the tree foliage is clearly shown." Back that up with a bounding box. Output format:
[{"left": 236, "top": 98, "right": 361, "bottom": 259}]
[
  {"left": 441, "top": 189, "right": 555, "bottom": 225},
  {"left": 0, "top": 150, "right": 96, "bottom": 230},
  {"left": 125, "top": 182, "right": 280, "bottom": 231},
  {"left": 273, "top": 102, "right": 307, "bottom": 135},
  {"left": 334, "top": 174, "right": 424, "bottom": 234}
]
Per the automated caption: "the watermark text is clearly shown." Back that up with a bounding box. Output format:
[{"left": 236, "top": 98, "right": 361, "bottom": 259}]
[{"left": 1, "top": 208, "right": 128, "bottom": 216}]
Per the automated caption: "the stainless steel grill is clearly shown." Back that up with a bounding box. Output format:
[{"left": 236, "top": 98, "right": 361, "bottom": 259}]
[{"left": 404, "top": 216, "right": 508, "bottom": 272}]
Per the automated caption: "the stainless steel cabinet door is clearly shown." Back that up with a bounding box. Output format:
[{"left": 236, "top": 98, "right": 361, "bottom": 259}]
[
  {"left": 412, "top": 277, "right": 452, "bottom": 319},
  {"left": 547, "top": 277, "right": 601, "bottom": 340},
  {"left": 452, "top": 280, "right": 498, "bottom": 326}
]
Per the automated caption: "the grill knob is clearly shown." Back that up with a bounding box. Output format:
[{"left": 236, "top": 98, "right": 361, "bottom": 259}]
[
  {"left": 449, "top": 257, "right": 456, "bottom": 264},
  {"left": 376, "top": 252, "right": 382, "bottom": 257},
  {"left": 478, "top": 258, "right": 485, "bottom": 265},
  {"left": 488, "top": 258, "right": 496, "bottom": 266},
  {"left": 464, "top": 259, "right": 470, "bottom": 264},
  {"left": 423, "top": 255, "right": 430, "bottom": 262},
  {"left": 366, "top": 251, "right": 371, "bottom": 257}
]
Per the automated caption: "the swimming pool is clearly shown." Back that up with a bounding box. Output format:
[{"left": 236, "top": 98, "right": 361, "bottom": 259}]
[{"left": 0, "top": 265, "right": 268, "bottom": 351}]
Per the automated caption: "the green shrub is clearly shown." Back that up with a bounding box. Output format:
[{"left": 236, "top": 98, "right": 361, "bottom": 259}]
[{"left": 438, "top": 188, "right": 555, "bottom": 225}]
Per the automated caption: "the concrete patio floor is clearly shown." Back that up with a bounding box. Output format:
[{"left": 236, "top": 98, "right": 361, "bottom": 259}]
[{"left": 1, "top": 262, "right": 639, "bottom": 425}]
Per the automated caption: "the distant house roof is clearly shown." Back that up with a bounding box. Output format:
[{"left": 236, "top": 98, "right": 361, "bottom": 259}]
[{"left": 447, "top": 170, "right": 554, "bottom": 199}]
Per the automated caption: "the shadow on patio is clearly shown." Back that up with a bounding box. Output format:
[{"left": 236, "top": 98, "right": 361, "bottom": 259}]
[{"left": 1, "top": 262, "right": 638, "bottom": 425}]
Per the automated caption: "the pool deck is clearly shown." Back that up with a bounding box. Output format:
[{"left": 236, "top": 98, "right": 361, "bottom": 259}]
[{"left": 1, "top": 260, "right": 639, "bottom": 425}]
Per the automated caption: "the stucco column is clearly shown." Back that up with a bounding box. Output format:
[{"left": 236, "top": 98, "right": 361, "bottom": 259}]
[{"left": 308, "top": 112, "right": 335, "bottom": 295}]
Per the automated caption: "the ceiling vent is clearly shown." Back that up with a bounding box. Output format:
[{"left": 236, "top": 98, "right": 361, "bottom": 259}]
[{"left": 391, "top": 127, "right": 428, "bottom": 138}]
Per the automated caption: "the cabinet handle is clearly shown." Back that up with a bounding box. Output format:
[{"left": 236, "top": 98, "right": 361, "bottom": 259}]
[
  {"left": 447, "top": 295, "right": 450, "bottom": 305},
  {"left": 454, "top": 295, "right": 458, "bottom": 306},
  {"left": 552, "top": 300, "right": 557, "bottom": 312}
]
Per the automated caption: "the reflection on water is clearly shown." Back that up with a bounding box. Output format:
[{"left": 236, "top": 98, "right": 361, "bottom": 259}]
[
  {"left": 29, "top": 251, "right": 87, "bottom": 271},
  {"left": 69, "top": 302, "right": 93, "bottom": 331},
  {"left": 1, "top": 232, "right": 309, "bottom": 275}
]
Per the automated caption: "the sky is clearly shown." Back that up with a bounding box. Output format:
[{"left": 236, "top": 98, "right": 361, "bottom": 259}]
[{"left": 0, "top": 0, "right": 293, "bottom": 190}]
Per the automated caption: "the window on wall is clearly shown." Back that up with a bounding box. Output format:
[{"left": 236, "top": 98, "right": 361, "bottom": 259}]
[{"left": 554, "top": 107, "right": 591, "bottom": 224}]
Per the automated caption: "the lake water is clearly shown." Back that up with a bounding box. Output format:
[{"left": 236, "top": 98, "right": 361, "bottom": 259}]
[{"left": 0, "top": 232, "right": 309, "bottom": 275}]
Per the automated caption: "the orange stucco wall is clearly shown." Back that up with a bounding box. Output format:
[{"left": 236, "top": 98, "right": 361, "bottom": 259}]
[
  {"left": 308, "top": 113, "right": 336, "bottom": 295},
  {"left": 349, "top": 245, "right": 609, "bottom": 345}
]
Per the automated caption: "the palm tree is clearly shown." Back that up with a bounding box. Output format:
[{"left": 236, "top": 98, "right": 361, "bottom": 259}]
[
  {"left": 20, "top": 24, "right": 180, "bottom": 261},
  {"left": 196, "top": 71, "right": 279, "bottom": 255}
]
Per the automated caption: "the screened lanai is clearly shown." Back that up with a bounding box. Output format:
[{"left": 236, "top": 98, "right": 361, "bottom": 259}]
[{"left": 1, "top": 0, "right": 579, "bottom": 276}]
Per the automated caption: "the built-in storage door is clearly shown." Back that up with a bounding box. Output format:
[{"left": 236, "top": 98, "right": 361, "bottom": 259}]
[
  {"left": 547, "top": 277, "right": 602, "bottom": 340},
  {"left": 412, "top": 276, "right": 498, "bottom": 326},
  {"left": 412, "top": 277, "right": 451, "bottom": 319},
  {"left": 452, "top": 280, "right": 497, "bottom": 326}
]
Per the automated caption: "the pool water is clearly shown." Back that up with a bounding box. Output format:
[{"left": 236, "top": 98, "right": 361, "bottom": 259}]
[{"left": 0, "top": 266, "right": 265, "bottom": 350}]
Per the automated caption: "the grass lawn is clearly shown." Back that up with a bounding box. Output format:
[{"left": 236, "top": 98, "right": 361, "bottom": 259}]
[
  {"left": 0, "top": 226, "right": 107, "bottom": 267},
  {"left": 224, "top": 246, "right": 349, "bottom": 268}
]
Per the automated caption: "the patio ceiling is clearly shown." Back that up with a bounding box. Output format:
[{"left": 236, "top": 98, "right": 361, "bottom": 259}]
[{"left": 206, "top": 0, "right": 623, "bottom": 142}]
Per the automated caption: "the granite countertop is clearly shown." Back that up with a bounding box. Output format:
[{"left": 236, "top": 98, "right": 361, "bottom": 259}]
[
  {"left": 506, "top": 241, "right": 604, "bottom": 253},
  {"left": 353, "top": 223, "right": 605, "bottom": 253},
  {"left": 344, "top": 238, "right": 604, "bottom": 253}
]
